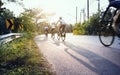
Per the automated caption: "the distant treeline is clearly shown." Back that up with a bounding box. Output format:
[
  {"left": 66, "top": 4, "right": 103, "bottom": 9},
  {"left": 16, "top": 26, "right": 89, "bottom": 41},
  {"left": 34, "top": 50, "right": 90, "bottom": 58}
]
[{"left": 73, "top": 12, "right": 100, "bottom": 35}]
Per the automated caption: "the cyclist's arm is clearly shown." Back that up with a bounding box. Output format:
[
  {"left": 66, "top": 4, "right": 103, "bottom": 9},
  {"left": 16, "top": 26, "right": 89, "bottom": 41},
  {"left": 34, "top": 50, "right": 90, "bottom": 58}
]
[{"left": 56, "top": 19, "right": 60, "bottom": 26}]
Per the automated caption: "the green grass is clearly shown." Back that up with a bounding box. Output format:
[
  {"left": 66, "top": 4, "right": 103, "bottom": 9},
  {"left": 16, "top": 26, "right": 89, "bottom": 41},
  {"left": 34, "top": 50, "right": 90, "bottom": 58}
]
[{"left": 0, "top": 32, "right": 53, "bottom": 75}]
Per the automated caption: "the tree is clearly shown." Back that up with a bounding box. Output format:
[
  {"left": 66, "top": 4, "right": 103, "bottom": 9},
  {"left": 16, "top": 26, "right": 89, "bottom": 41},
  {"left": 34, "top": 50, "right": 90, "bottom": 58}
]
[
  {"left": 73, "top": 12, "right": 100, "bottom": 35},
  {"left": 2, "top": 9, "right": 14, "bottom": 18},
  {"left": 73, "top": 23, "right": 86, "bottom": 35},
  {"left": 65, "top": 24, "right": 73, "bottom": 33},
  {"left": 87, "top": 13, "right": 100, "bottom": 35},
  {"left": 31, "top": 8, "right": 47, "bottom": 32},
  {"left": 0, "top": 0, "right": 23, "bottom": 9},
  {"left": 0, "top": 5, "right": 15, "bottom": 34},
  {"left": 19, "top": 9, "right": 36, "bottom": 32},
  {"left": 18, "top": 8, "right": 49, "bottom": 33}
]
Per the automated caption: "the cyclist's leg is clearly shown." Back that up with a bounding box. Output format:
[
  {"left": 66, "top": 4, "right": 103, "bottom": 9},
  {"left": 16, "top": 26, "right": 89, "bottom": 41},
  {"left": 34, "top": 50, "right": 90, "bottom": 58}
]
[
  {"left": 53, "top": 28, "right": 55, "bottom": 34},
  {"left": 113, "top": 10, "right": 120, "bottom": 34},
  {"left": 45, "top": 30, "right": 48, "bottom": 38},
  {"left": 51, "top": 28, "right": 55, "bottom": 37},
  {"left": 51, "top": 28, "right": 53, "bottom": 35},
  {"left": 62, "top": 24, "right": 66, "bottom": 32},
  {"left": 59, "top": 24, "right": 62, "bottom": 33}
]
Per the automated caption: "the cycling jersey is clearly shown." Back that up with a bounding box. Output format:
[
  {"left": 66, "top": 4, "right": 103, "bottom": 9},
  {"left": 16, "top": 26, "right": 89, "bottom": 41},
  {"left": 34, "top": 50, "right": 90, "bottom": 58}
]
[
  {"left": 109, "top": 0, "right": 120, "bottom": 9},
  {"left": 59, "top": 19, "right": 66, "bottom": 25}
]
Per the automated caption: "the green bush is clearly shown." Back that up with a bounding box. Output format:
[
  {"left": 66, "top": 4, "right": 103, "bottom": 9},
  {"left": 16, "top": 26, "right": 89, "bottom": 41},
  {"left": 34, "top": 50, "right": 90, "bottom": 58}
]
[
  {"left": 73, "top": 23, "right": 86, "bottom": 35},
  {"left": 0, "top": 32, "right": 53, "bottom": 75}
]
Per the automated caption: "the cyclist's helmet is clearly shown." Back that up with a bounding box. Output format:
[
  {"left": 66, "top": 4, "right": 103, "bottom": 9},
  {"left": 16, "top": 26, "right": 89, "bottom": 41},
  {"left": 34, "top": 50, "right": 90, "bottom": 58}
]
[{"left": 59, "top": 17, "right": 62, "bottom": 19}]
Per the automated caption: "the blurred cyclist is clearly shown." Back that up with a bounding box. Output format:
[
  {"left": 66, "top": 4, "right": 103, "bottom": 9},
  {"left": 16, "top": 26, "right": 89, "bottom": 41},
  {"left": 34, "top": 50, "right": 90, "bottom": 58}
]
[
  {"left": 51, "top": 23, "right": 56, "bottom": 33},
  {"left": 44, "top": 26, "right": 49, "bottom": 33},
  {"left": 44, "top": 26, "right": 49, "bottom": 38},
  {"left": 108, "top": 0, "right": 120, "bottom": 34},
  {"left": 56, "top": 17, "right": 66, "bottom": 33}
]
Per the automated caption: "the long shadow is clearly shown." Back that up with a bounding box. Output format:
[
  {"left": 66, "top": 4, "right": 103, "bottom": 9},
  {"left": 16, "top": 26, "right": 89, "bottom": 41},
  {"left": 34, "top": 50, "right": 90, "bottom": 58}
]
[
  {"left": 63, "top": 41, "right": 120, "bottom": 75},
  {"left": 35, "top": 35, "right": 48, "bottom": 42},
  {"left": 52, "top": 39, "right": 60, "bottom": 46}
]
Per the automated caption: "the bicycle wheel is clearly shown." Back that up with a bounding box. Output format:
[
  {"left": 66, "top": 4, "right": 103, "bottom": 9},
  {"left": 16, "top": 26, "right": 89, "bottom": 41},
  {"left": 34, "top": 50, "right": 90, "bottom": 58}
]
[
  {"left": 51, "top": 33, "right": 55, "bottom": 39},
  {"left": 61, "top": 32, "right": 66, "bottom": 41},
  {"left": 57, "top": 32, "right": 60, "bottom": 40},
  {"left": 99, "top": 26, "right": 115, "bottom": 47},
  {"left": 45, "top": 32, "right": 48, "bottom": 38}
]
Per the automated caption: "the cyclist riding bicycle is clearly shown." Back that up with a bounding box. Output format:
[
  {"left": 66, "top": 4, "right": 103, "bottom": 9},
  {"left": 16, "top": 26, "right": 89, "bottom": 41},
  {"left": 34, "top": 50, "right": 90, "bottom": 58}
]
[
  {"left": 56, "top": 17, "right": 66, "bottom": 41},
  {"left": 102, "top": 0, "right": 120, "bottom": 19},
  {"left": 102, "top": 0, "right": 120, "bottom": 34},
  {"left": 51, "top": 23, "right": 56, "bottom": 33},
  {"left": 44, "top": 26, "right": 49, "bottom": 37},
  {"left": 50, "top": 23, "right": 56, "bottom": 39},
  {"left": 109, "top": 0, "right": 120, "bottom": 34},
  {"left": 99, "top": 0, "right": 120, "bottom": 46},
  {"left": 56, "top": 17, "right": 66, "bottom": 33}
]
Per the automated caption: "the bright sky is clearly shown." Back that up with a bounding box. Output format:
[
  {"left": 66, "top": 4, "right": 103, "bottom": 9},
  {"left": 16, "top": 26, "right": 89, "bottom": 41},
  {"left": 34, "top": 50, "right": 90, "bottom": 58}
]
[{"left": 3, "top": 0, "right": 109, "bottom": 24}]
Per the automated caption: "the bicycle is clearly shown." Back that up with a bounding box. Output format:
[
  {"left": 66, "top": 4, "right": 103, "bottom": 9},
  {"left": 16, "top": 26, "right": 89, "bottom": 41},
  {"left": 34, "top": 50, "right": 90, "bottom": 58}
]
[
  {"left": 51, "top": 28, "right": 55, "bottom": 39},
  {"left": 57, "top": 28, "right": 66, "bottom": 41},
  {"left": 44, "top": 31, "right": 48, "bottom": 38},
  {"left": 99, "top": 1, "right": 120, "bottom": 47}
]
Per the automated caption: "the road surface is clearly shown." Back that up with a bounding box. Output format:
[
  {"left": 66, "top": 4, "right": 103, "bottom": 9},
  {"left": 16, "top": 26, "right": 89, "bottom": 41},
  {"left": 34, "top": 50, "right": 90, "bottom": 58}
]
[{"left": 34, "top": 33, "right": 120, "bottom": 75}]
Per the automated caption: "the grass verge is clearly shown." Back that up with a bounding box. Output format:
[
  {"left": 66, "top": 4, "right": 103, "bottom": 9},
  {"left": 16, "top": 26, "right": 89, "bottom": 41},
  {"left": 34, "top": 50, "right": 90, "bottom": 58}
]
[{"left": 0, "top": 32, "right": 54, "bottom": 75}]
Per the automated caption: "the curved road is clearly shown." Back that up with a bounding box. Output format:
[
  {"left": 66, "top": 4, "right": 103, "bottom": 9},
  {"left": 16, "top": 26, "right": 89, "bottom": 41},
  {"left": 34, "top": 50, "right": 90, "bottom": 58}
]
[{"left": 35, "top": 33, "right": 120, "bottom": 75}]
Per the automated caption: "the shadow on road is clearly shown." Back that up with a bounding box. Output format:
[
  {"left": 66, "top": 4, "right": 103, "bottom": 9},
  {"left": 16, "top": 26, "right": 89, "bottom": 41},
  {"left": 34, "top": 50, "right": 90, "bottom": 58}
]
[
  {"left": 52, "top": 39, "right": 60, "bottom": 46},
  {"left": 35, "top": 35, "right": 48, "bottom": 42},
  {"left": 62, "top": 41, "right": 120, "bottom": 75}
]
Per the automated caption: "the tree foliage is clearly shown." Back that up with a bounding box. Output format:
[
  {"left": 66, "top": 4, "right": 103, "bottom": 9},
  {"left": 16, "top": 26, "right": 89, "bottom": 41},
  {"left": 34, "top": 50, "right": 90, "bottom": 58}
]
[
  {"left": 73, "top": 23, "right": 86, "bottom": 35},
  {"left": 18, "top": 8, "right": 48, "bottom": 33},
  {"left": 0, "top": 6, "right": 16, "bottom": 34},
  {"left": 73, "top": 12, "right": 100, "bottom": 35},
  {"left": 2, "top": 9, "right": 14, "bottom": 18},
  {"left": 31, "top": 8, "right": 47, "bottom": 32},
  {"left": 65, "top": 24, "right": 73, "bottom": 33},
  {"left": 87, "top": 13, "right": 100, "bottom": 35},
  {"left": 19, "top": 9, "right": 36, "bottom": 32},
  {"left": 0, "top": 0, "right": 23, "bottom": 8}
]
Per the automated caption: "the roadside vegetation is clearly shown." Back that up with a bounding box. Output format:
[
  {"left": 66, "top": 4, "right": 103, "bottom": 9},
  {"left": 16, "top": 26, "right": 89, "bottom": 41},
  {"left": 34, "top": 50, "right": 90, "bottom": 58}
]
[
  {"left": 73, "top": 12, "right": 100, "bottom": 35},
  {"left": 0, "top": 0, "right": 54, "bottom": 75},
  {"left": 0, "top": 0, "right": 105, "bottom": 74},
  {"left": 0, "top": 32, "right": 53, "bottom": 75}
]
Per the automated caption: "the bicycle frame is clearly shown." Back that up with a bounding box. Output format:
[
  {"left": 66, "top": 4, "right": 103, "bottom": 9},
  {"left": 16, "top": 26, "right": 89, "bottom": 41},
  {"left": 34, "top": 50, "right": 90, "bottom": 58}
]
[
  {"left": 99, "top": 4, "right": 120, "bottom": 46},
  {"left": 100, "top": 6, "right": 120, "bottom": 34},
  {"left": 57, "top": 28, "right": 66, "bottom": 41},
  {"left": 51, "top": 28, "right": 55, "bottom": 39}
]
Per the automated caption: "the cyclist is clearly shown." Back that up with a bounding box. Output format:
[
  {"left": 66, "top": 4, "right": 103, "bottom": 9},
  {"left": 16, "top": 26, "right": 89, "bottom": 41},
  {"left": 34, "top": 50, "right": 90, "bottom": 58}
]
[
  {"left": 101, "top": 0, "right": 120, "bottom": 34},
  {"left": 51, "top": 23, "right": 56, "bottom": 33},
  {"left": 44, "top": 26, "right": 49, "bottom": 37},
  {"left": 109, "top": 0, "right": 115, "bottom": 2},
  {"left": 108, "top": 0, "right": 120, "bottom": 8},
  {"left": 56, "top": 17, "right": 66, "bottom": 33},
  {"left": 108, "top": 0, "right": 120, "bottom": 34},
  {"left": 102, "top": 0, "right": 120, "bottom": 19},
  {"left": 50, "top": 23, "right": 56, "bottom": 38}
]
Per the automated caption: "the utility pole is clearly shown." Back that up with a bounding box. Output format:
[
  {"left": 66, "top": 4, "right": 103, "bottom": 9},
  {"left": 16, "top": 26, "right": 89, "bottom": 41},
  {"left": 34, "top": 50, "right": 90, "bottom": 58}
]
[
  {"left": 80, "top": 11, "right": 81, "bottom": 23},
  {"left": 83, "top": 9, "right": 86, "bottom": 22},
  {"left": 76, "top": 6, "right": 78, "bottom": 23},
  {"left": 98, "top": 0, "right": 100, "bottom": 12},
  {"left": 87, "top": 0, "right": 89, "bottom": 19}
]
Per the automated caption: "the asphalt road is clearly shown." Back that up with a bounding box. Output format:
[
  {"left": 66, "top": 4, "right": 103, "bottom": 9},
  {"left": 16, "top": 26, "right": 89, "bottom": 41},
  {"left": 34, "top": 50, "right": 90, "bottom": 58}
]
[{"left": 34, "top": 33, "right": 120, "bottom": 75}]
